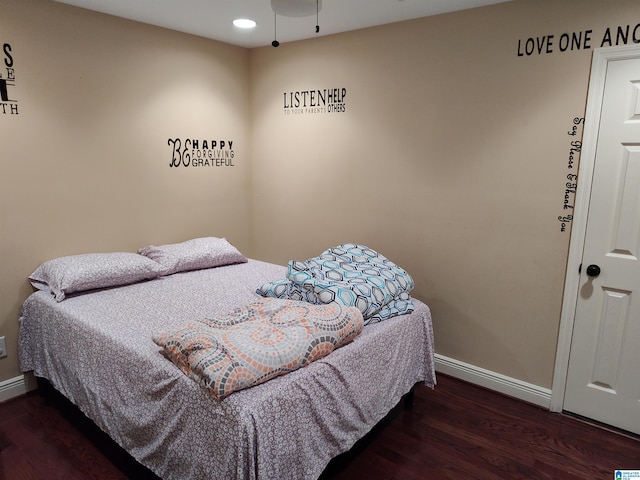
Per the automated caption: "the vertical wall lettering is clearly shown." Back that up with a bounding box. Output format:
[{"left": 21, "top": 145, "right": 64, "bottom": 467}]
[
  {"left": 558, "top": 117, "right": 584, "bottom": 232},
  {"left": 1, "top": 42, "right": 18, "bottom": 115}
]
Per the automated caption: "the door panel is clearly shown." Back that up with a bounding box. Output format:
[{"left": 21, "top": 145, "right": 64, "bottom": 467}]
[{"left": 564, "top": 57, "right": 640, "bottom": 435}]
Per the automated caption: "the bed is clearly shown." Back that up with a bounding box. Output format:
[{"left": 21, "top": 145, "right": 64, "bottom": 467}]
[{"left": 18, "top": 239, "right": 435, "bottom": 480}]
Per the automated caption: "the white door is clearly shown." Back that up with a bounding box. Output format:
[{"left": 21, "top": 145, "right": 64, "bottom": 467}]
[{"left": 563, "top": 50, "right": 640, "bottom": 435}]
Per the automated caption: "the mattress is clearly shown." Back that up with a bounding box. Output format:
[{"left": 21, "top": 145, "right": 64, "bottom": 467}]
[{"left": 18, "top": 259, "right": 435, "bottom": 480}]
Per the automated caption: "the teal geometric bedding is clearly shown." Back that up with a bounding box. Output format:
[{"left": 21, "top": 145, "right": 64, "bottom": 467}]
[{"left": 257, "top": 244, "right": 414, "bottom": 324}]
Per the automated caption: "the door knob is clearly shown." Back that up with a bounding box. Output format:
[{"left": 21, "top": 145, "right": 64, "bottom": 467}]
[{"left": 586, "top": 264, "right": 601, "bottom": 277}]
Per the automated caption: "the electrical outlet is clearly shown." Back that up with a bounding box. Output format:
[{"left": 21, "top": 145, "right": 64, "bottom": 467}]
[{"left": 0, "top": 337, "right": 6, "bottom": 358}]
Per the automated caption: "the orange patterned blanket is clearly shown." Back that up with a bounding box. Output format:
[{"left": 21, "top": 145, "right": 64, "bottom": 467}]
[{"left": 153, "top": 298, "right": 363, "bottom": 400}]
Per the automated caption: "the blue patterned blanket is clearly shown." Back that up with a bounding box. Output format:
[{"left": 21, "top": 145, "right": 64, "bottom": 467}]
[{"left": 257, "top": 244, "right": 414, "bottom": 325}]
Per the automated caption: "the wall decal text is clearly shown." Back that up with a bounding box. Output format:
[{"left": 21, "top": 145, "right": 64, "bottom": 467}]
[
  {"left": 283, "top": 88, "right": 347, "bottom": 115},
  {"left": 517, "top": 23, "right": 640, "bottom": 57},
  {"left": 168, "top": 138, "right": 235, "bottom": 168},
  {"left": 1, "top": 42, "right": 18, "bottom": 115},
  {"left": 558, "top": 117, "right": 584, "bottom": 232}
]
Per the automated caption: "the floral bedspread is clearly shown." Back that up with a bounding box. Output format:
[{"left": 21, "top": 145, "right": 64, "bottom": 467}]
[{"left": 19, "top": 260, "right": 435, "bottom": 480}]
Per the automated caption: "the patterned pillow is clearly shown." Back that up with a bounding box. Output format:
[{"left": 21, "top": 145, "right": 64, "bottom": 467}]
[
  {"left": 139, "top": 237, "right": 247, "bottom": 276},
  {"left": 29, "top": 252, "right": 163, "bottom": 302}
]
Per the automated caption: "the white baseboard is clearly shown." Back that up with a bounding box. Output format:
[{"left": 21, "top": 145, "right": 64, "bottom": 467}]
[
  {"left": 0, "top": 373, "right": 38, "bottom": 403},
  {"left": 435, "top": 354, "right": 552, "bottom": 409}
]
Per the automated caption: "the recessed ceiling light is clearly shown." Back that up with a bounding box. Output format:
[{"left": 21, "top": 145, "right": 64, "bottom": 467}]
[{"left": 233, "top": 18, "right": 257, "bottom": 29}]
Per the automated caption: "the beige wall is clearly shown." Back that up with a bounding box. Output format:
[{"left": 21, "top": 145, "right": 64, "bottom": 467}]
[
  {"left": 249, "top": 0, "right": 640, "bottom": 388},
  {"left": 2, "top": 0, "right": 639, "bottom": 392},
  {"left": 0, "top": 0, "right": 251, "bottom": 381}
]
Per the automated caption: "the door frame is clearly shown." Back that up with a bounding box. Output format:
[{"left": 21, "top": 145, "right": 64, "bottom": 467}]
[{"left": 551, "top": 44, "right": 640, "bottom": 412}]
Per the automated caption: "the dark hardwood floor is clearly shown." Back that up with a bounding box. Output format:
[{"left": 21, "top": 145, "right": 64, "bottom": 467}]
[{"left": 0, "top": 374, "right": 638, "bottom": 479}]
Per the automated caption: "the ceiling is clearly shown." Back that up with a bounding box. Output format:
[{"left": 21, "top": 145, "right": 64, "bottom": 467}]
[{"left": 53, "top": 0, "right": 512, "bottom": 49}]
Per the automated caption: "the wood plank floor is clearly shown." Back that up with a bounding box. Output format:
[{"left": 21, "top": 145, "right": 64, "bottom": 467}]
[{"left": 0, "top": 374, "right": 638, "bottom": 479}]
